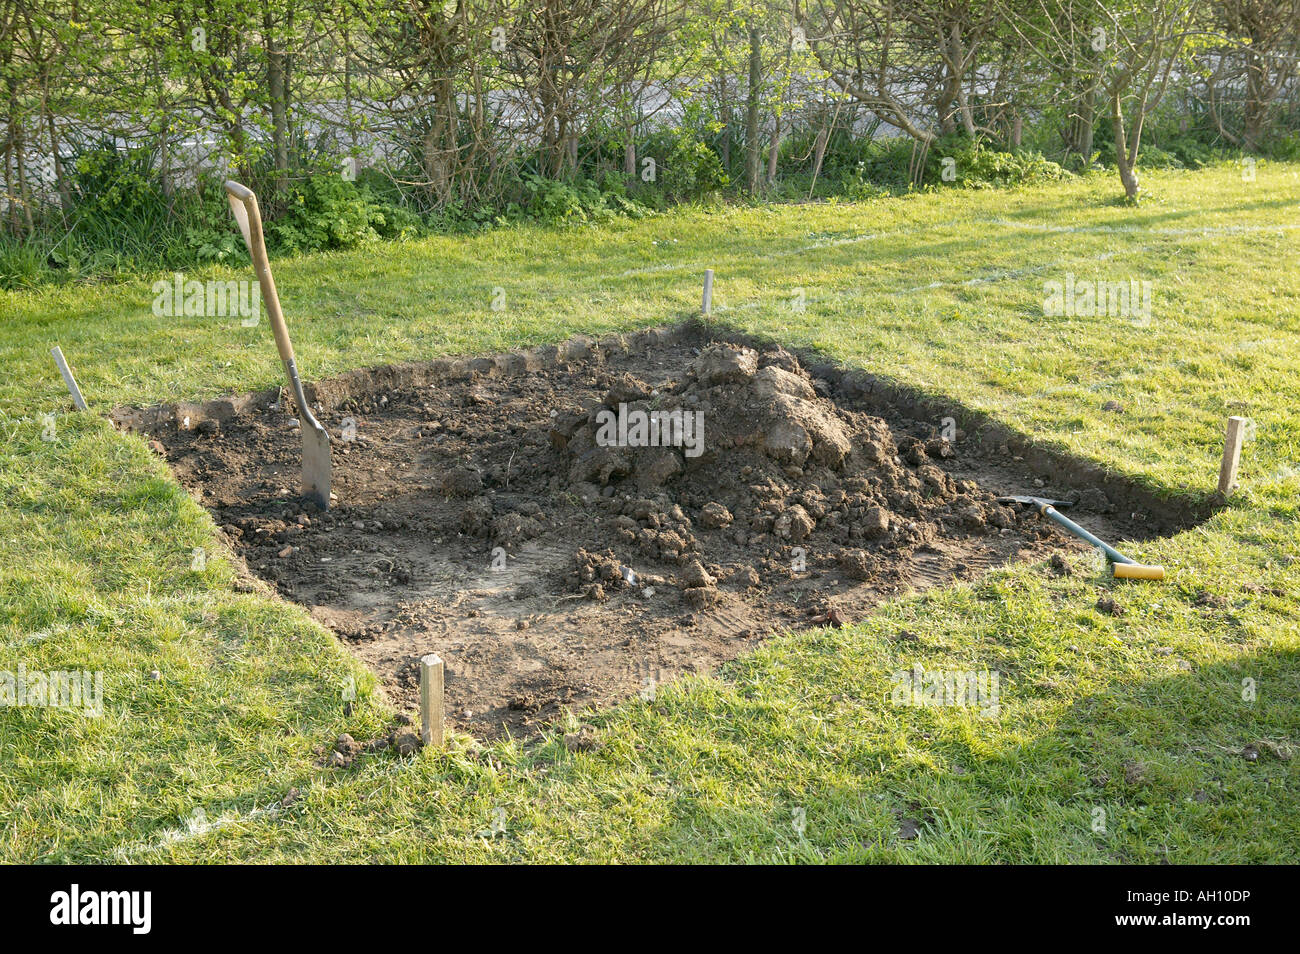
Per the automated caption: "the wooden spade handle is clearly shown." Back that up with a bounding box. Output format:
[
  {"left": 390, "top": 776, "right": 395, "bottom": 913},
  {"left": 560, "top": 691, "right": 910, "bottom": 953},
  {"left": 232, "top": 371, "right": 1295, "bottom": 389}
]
[{"left": 223, "top": 180, "right": 295, "bottom": 368}]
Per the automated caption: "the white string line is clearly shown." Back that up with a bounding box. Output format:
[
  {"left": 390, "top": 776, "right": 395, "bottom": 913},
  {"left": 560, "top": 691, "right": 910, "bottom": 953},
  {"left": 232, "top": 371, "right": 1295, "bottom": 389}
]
[
  {"left": 110, "top": 802, "right": 285, "bottom": 861},
  {"left": 619, "top": 215, "right": 1299, "bottom": 282},
  {"left": 710, "top": 239, "right": 1154, "bottom": 310},
  {"left": 618, "top": 217, "right": 971, "bottom": 277},
  {"left": 987, "top": 219, "right": 1300, "bottom": 237}
]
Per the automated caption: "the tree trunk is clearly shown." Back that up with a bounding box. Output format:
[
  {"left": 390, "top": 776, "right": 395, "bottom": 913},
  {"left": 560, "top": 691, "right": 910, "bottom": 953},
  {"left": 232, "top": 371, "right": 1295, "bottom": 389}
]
[
  {"left": 1077, "top": 97, "right": 1095, "bottom": 160},
  {"left": 342, "top": 17, "right": 359, "bottom": 156},
  {"left": 265, "top": 14, "right": 290, "bottom": 192},
  {"left": 3, "top": 143, "right": 12, "bottom": 233},
  {"left": 807, "top": 116, "right": 831, "bottom": 198},
  {"left": 1111, "top": 94, "right": 1140, "bottom": 201},
  {"left": 437, "top": 74, "right": 457, "bottom": 199},
  {"left": 950, "top": 23, "right": 976, "bottom": 136},
  {"left": 153, "top": 45, "right": 174, "bottom": 202},
  {"left": 1243, "top": 46, "right": 1266, "bottom": 151},
  {"left": 745, "top": 25, "right": 762, "bottom": 193},
  {"left": 214, "top": 86, "right": 250, "bottom": 177},
  {"left": 423, "top": 74, "right": 457, "bottom": 204},
  {"left": 717, "top": 74, "right": 731, "bottom": 174},
  {"left": 936, "top": 83, "right": 958, "bottom": 135},
  {"left": 44, "top": 103, "right": 71, "bottom": 214},
  {"left": 3, "top": 100, "right": 16, "bottom": 233},
  {"left": 15, "top": 133, "right": 34, "bottom": 233},
  {"left": 624, "top": 118, "right": 636, "bottom": 179},
  {"left": 1069, "top": 84, "right": 1096, "bottom": 160},
  {"left": 766, "top": 115, "right": 780, "bottom": 185}
]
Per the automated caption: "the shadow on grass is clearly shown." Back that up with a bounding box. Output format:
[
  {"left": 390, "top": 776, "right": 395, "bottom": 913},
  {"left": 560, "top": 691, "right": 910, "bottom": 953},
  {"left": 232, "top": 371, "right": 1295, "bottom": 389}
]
[{"left": 617, "top": 643, "right": 1298, "bottom": 864}]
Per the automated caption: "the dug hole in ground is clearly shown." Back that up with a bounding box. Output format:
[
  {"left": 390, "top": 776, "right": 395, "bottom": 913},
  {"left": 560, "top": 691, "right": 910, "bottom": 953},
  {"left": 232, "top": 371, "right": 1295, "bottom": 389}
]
[{"left": 115, "top": 322, "right": 1204, "bottom": 743}]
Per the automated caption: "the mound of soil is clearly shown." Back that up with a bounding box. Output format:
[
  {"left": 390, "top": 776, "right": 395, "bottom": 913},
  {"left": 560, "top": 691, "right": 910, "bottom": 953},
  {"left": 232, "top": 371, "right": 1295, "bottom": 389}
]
[
  {"left": 118, "top": 325, "right": 1192, "bottom": 739},
  {"left": 547, "top": 342, "right": 1028, "bottom": 609}
]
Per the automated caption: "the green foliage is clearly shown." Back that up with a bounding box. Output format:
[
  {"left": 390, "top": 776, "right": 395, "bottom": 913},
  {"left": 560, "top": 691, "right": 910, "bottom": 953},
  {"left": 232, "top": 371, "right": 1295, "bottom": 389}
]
[
  {"left": 853, "top": 137, "right": 924, "bottom": 190},
  {"left": 930, "top": 137, "right": 1069, "bottom": 188},
  {"left": 840, "top": 170, "right": 893, "bottom": 202},
  {"left": 0, "top": 141, "right": 199, "bottom": 288},
  {"left": 774, "top": 131, "right": 1067, "bottom": 195},
  {"left": 1090, "top": 112, "right": 1231, "bottom": 172},
  {"left": 267, "top": 176, "right": 423, "bottom": 252},
  {"left": 0, "top": 145, "right": 429, "bottom": 286},
  {"left": 515, "top": 173, "right": 651, "bottom": 226},
  {"left": 667, "top": 135, "right": 729, "bottom": 199},
  {"left": 520, "top": 175, "right": 601, "bottom": 225},
  {"left": 69, "top": 142, "right": 165, "bottom": 217},
  {"left": 773, "top": 132, "right": 910, "bottom": 192},
  {"left": 1093, "top": 136, "right": 1217, "bottom": 171},
  {"left": 3, "top": 130, "right": 1079, "bottom": 291},
  {"left": 182, "top": 195, "right": 246, "bottom": 264},
  {"left": 644, "top": 125, "right": 729, "bottom": 200},
  {"left": 1266, "top": 131, "right": 1300, "bottom": 161},
  {"left": 0, "top": 236, "right": 49, "bottom": 290}
]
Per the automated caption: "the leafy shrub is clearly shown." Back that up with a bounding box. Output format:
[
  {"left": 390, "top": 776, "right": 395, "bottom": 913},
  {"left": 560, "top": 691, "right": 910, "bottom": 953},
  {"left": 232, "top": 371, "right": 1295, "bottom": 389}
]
[
  {"left": 516, "top": 173, "right": 651, "bottom": 226},
  {"left": 1163, "top": 136, "right": 1217, "bottom": 168},
  {"left": 598, "top": 169, "right": 629, "bottom": 199},
  {"left": 841, "top": 168, "right": 893, "bottom": 201},
  {"left": 69, "top": 142, "right": 165, "bottom": 217},
  {"left": 1096, "top": 135, "right": 1218, "bottom": 171},
  {"left": 658, "top": 130, "right": 728, "bottom": 199},
  {"left": 181, "top": 189, "right": 247, "bottom": 263},
  {"left": 1266, "top": 131, "right": 1300, "bottom": 161},
  {"left": 843, "top": 137, "right": 920, "bottom": 190},
  {"left": 779, "top": 133, "right": 1065, "bottom": 193},
  {"left": 266, "top": 176, "right": 422, "bottom": 252},
  {"left": 929, "top": 137, "right": 1069, "bottom": 187},
  {"left": 521, "top": 175, "right": 597, "bottom": 224}
]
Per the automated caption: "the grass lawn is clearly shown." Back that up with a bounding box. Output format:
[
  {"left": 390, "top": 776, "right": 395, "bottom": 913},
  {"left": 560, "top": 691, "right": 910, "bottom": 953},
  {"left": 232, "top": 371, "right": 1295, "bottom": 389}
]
[{"left": 2, "top": 163, "right": 1298, "bottom": 863}]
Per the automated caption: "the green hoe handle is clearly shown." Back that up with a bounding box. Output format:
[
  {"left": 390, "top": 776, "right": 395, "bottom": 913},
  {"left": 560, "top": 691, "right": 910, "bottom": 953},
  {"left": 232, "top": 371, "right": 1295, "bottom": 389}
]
[{"left": 1039, "top": 505, "right": 1165, "bottom": 582}]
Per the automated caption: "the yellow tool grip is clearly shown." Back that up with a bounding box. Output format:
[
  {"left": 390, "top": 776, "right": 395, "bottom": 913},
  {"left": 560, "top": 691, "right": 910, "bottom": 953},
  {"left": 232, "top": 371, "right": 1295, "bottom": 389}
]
[{"left": 1113, "top": 563, "right": 1166, "bottom": 581}]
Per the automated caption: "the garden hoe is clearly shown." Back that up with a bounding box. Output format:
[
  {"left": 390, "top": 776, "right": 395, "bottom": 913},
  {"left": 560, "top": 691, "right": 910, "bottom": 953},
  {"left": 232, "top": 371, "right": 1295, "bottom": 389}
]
[
  {"left": 224, "top": 180, "right": 332, "bottom": 510},
  {"left": 997, "top": 495, "right": 1165, "bottom": 581}
]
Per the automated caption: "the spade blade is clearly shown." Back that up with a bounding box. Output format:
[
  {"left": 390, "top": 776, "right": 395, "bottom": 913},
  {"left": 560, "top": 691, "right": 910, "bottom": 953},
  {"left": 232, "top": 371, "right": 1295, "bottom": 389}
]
[{"left": 300, "top": 416, "right": 332, "bottom": 510}]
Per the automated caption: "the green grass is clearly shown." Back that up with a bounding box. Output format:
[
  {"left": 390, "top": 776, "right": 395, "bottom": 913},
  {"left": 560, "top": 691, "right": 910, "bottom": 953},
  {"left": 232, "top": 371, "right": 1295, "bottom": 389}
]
[{"left": 2, "top": 163, "right": 1298, "bottom": 863}]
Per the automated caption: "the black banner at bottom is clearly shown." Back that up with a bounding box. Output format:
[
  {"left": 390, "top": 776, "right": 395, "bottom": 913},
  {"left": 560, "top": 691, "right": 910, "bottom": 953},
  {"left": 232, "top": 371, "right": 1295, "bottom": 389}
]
[{"left": 0, "top": 864, "right": 1270, "bottom": 942}]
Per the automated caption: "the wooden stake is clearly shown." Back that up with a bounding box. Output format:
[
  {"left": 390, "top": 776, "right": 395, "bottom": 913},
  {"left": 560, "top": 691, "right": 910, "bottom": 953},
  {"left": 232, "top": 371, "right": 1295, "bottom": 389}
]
[
  {"left": 702, "top": 269, "right": 714, "bottom": 315},
  {"left": 419, "top": 653, "right": 444, "bottom": 747},
  {"left": 1218, "top": 416, "right": 1248, "bottom": 496},
  {"left": 51, "top": 346, "right": 87, "bottom": 411}
]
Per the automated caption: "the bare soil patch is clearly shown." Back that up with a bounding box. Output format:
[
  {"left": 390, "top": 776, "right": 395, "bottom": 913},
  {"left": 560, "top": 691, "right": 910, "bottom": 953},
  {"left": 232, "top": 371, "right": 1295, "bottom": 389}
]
[{"left": 115, "top": 323, "right": 1200, "bottom": 740}]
